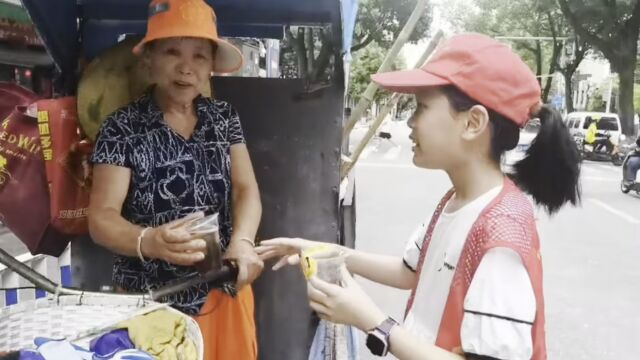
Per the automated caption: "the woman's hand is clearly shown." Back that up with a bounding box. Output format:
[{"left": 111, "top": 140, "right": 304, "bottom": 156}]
[
  {"left": 255, "top": 237, "right": 337, "bottom": 270},
  {"left": 224, "top": 239, "right": 264, "bottom": 289},
  {"left": 307, "top": 266, "right": 387, "bottom": 332},
  {"left": 141, "top": 212, "right": 209, "bottom": 266}
]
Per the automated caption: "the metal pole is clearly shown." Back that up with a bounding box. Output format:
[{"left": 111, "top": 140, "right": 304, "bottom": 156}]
[
  {"left": 408, "top": 30, "right": 444, "bottom": 76},
  {"left": 0, "top": 247, "right": 60, "bottom": 294},
  {"left": 341, "top": 93, "right": 402, "bottom": 178},
  {"left": 0, "top": 247, "right": 236, "bottom": 299},
  {"left": 342, "top": 0, "right": 430, "bottom": 141}
]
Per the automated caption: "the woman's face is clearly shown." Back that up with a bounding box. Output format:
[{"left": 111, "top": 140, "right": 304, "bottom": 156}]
[
  {"left": 147, "top": 37, "right": 215, "bottom": 104},
  {"left": 408, "top": 88, "right": 467, "bottom": 170}
]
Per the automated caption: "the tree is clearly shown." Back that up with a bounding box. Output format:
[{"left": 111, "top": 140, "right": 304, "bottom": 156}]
[
  {"left": 348, "top": 44, "right": 405, "bottom": 104},
  {"left": 280, "top": 26, "right": 337, "bottom": 82},
  {"left": 442, "top": 0, "right": 559, "bottom": 99},
  {"left": 556, "top": 36, "right": 590, "bottom": 113},
  {"left": 539, "top": 7, "right": 564, "bottom": 103},
  {"left": 279, "top": 0, "right": 431, "bottom": 83},
  {"left": 352, "top": 0, "right": 431, "bottom": 51},
  {"left": 559, "top": 0, "right": 640, "bottom": 136},
  {"left": 443, "top": 0, "right": 587, "bottom": 105},
  {"left": 633, "top": 84, "right": 640, "bottom": 110}
]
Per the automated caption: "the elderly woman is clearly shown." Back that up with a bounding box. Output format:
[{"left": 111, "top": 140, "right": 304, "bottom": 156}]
[{"left": 88, "top": 0, "right": 262, "bottom": 358}]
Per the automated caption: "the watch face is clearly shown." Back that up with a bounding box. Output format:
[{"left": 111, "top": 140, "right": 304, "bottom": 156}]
[{"left": 366, "top": 332, "right": 387, "bottom": 356}]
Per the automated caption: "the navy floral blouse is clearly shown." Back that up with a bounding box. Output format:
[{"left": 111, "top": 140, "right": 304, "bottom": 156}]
[{"left": 91, "top": 92, "right": 244, "bottom": 315}]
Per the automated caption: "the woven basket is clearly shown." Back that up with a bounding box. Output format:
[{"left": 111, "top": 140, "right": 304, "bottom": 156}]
[{"left": 0, "top": 293, "right": 204, "bottom": 359}]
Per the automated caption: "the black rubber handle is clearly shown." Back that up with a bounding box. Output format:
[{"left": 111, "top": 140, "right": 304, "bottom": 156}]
[{"left": 149, "top": 260, "right": 239, "bottom": 301}]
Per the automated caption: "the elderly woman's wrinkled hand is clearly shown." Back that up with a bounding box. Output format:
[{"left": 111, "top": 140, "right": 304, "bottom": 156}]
[
  {"left": 141, "top": 212, "right": 210, "bottom": 266},
  {"left": 224, "top": 239, "right": 264, "bottom": 289}
]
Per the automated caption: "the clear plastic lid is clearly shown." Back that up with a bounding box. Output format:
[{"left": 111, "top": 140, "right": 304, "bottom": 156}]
[{"left": 186, "top": 213, "right": 219, "bottom": 234}]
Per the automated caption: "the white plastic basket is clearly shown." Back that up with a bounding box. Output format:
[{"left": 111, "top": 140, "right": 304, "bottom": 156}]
[{"left": 0, "top": 293, "right": 204, "bottom": 360}]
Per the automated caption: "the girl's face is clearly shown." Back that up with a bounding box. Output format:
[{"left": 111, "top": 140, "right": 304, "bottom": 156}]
[{"left": 408, "top": 88, "right": 479, "bottom": 170}]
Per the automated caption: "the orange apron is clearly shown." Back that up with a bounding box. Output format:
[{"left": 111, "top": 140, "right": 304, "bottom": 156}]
[{"left": 194, "top": 287, "right": 258, "bottom": 360}]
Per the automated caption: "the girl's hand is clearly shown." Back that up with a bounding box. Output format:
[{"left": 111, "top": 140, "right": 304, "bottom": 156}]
[{"left": 307, "top": 266, "right": 387, "bottom": 331}]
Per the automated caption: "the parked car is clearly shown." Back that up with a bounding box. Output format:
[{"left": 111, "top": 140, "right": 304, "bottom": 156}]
[
  {"left": 564, "top": 112, "right": 625, "bottom": 147},
  {"left": 503, "top": 118, "right": 540, "bottom": 170}
]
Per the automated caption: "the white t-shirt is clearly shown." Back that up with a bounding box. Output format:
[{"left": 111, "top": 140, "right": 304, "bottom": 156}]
[{"left": 403, "top": 186, "right": 536, "bottom": 360}]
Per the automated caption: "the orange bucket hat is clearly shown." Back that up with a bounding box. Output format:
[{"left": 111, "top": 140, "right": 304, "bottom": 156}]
[{"left": 133, "top": 0, "right": 244, "bottom": 74}]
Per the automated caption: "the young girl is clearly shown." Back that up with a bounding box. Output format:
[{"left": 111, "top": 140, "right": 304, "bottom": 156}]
[{"left": 256, "top": 33, "right": 580, "bottom": 360}]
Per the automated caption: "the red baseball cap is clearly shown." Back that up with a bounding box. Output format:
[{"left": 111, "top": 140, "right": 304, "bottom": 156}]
[{"left": 372, "top": 33, "right": 541, "bottom": 127}]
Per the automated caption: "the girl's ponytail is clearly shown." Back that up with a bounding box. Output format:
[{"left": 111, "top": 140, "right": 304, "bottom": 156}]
[
  {"left": 513, "top": 105, "right": 581, "bottom": 214},
  {"left": 441, "top": 86, "right": 581, "bottom": 214}
]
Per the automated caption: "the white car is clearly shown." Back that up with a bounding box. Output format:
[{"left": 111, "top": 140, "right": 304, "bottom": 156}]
[
  {"left": 564, "top": 111, "right": 625, "bottom": 146},
  {"left": 503, "top": 119, "right": 540, "bottom": 171}
]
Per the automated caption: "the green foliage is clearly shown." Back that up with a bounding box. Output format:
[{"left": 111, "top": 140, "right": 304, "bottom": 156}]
[
  {"left": 441, "top": 0, "right": 569, "bottom": 101},
  {"left": 353, "top": 0, "right": 432, "bottom": 51},
  {"left": 348, "top": 43, "right": 405, "bottom": 103},
  {"left": 559, "top": 0, "right": 640, "bottom": 134},
  {"left": 280, "top": 0, "right": 432, "bottom": 82}
]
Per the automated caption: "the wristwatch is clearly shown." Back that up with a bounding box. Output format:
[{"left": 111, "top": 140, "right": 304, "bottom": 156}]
[{"left": 366, "top": 317, "right": 399, "bottom": 357}]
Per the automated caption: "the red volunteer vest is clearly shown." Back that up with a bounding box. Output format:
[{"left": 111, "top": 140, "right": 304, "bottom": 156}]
[{"left": 406, "top": 178, "right": 547, "bottom": 360}]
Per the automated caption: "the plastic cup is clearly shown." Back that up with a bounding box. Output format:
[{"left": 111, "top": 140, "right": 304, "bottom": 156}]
[
  {"left": 186, "top": 213, "right": 222, "bottom": 274},
  {"left": 301, "top": 246, "right": 345, "bottom": 284}
]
